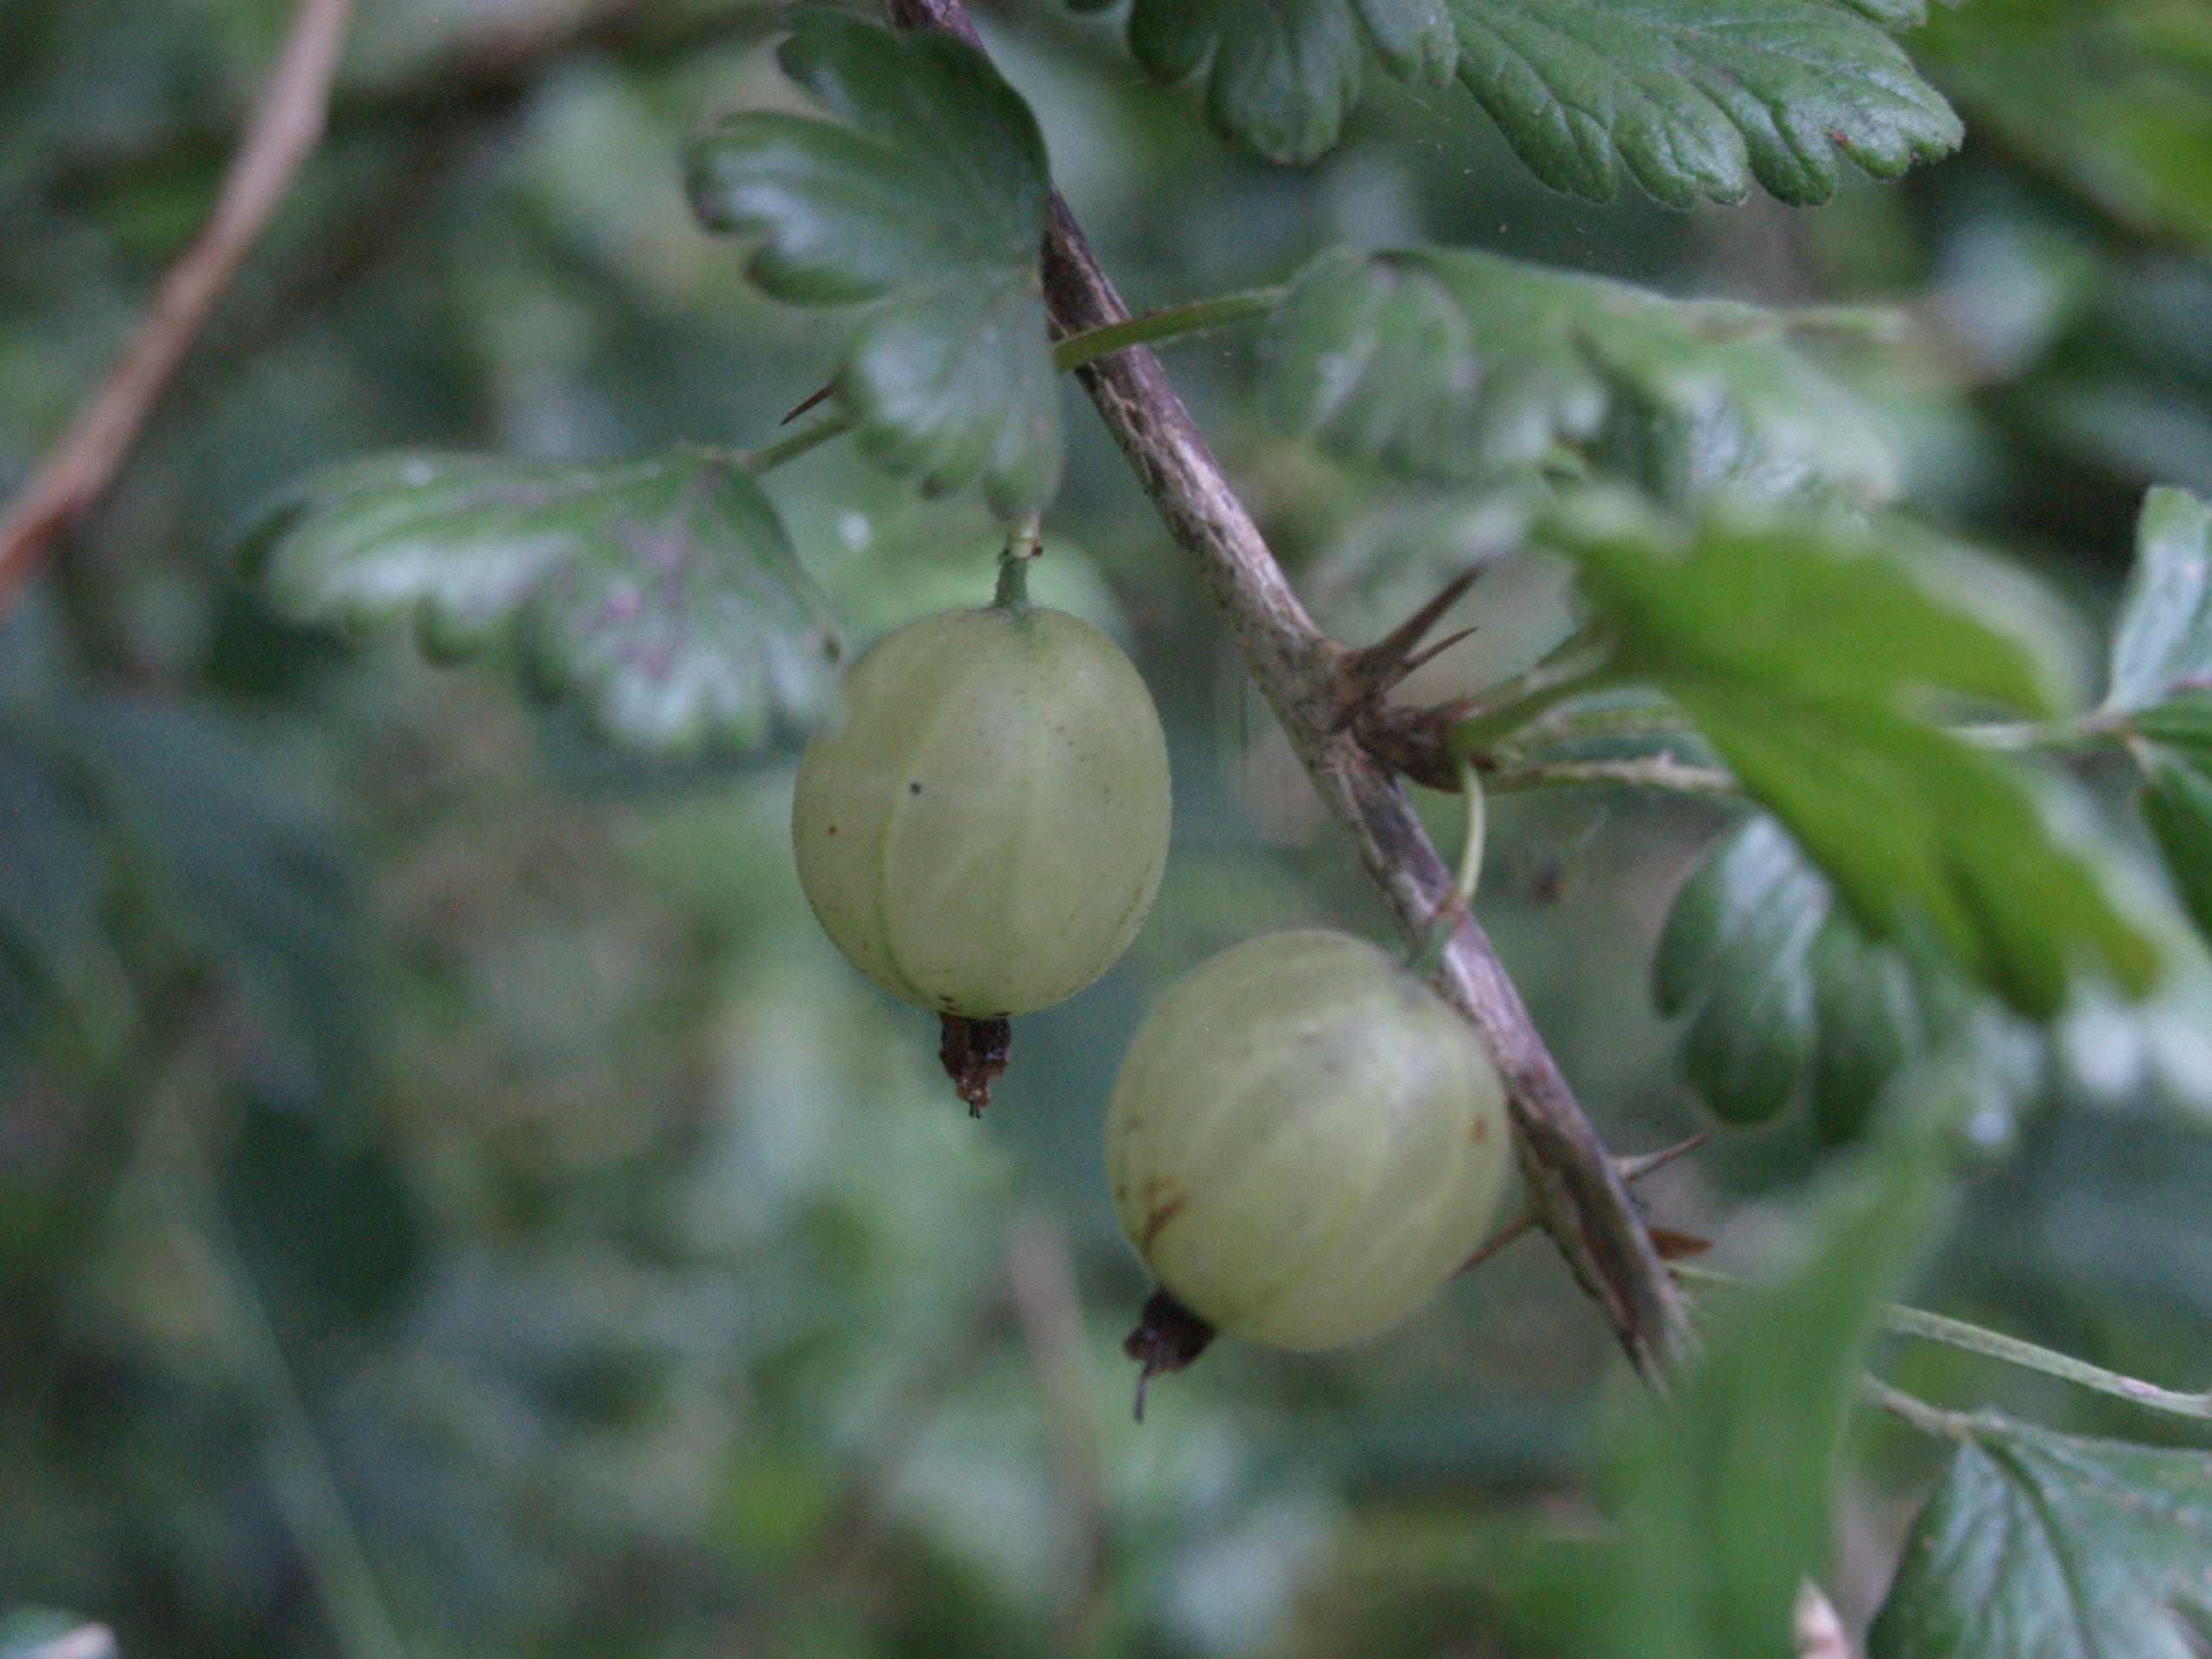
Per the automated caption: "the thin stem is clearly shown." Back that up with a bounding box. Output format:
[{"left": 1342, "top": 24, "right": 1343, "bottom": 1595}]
[
  {"left": 1453, "top": 757, "right": 1487, "bottom": 907},
  {"left": 1675, "top": 1263, "right": 2212, "bottom": 1425},
  {"left": 740, "top": 406, "right": 858, "bottom": 474},
  {"left": 1957, "top": 712, "right": 2124, "bottom": 753},
  {"left": 996, "top": 514, "right": 1042, "bottom": 607},
  {"left": 1882, "top": 1301, "right": 2212, "bottom": 1421},
  {"left": 1483, "top": 756, "right": 1739, "bottom": 798},
  {"left": 1006, "top": 1208, "right": 1112, "bottom": 1659},
  {"left": 1498, "top": 701, "right": 1693, "bottom": 755},
  {"left": 159, "top": 1103, "right": 410, "bottom": 1659},
  {"left": 1408, "top": 759, "right": 1485, "bottom": 980},
  {"left": 1052, "top": 288, "right": 1288, "bottom": 375},
  {"left": 1859, "top": 1375, "right": 1980, "bottom": 1441}
]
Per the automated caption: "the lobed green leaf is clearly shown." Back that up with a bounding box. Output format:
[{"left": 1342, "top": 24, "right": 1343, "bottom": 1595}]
[
  {"left": 1450, "top": 0, "right": 1961, "bottom": 207},
  {"left": 1547, "top": 494, "right": 2161, "bottom": 1017},
  {"left": 1081, "top": 0, "right": 1960, "bottom": 203},
  {"left": 686, "top": 13, "right": 1060, "bottom": 518},
  {"left": 1265, "top": 247, "right": 1897, "bottom": 504},
  {"left": 238, "top": 449, "right": 841, "bottom": 758},
  {"left": 1068, "top": 0, "right": 1457, "bottom": 164},
  {"left": 1871, "top": 1415, "right": 2212, "bottom": 1659}
]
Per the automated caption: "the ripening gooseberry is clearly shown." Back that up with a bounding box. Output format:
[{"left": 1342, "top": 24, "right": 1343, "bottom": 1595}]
[
  {"left": 1106, "top": 930, "right": 1511, "bottom": 1351},
  {"left": 791, "top": 602, "right": 1171, "bottom": 1023}
]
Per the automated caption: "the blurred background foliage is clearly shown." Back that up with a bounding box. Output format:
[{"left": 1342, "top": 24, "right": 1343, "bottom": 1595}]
[{"left": 2, "top": 1, "right": 2211, "bottom": 1656}]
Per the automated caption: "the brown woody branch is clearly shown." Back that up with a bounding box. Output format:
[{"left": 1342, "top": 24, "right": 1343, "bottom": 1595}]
[
  {"left": 0, "top": 0, "right": 358, "bottom": 617},
  {"left": 880, "top": 0, "right": 1690, "bottom": 1378}
]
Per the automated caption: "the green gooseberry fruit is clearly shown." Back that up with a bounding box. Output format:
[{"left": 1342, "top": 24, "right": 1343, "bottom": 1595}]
[
  {"left": 791, "top": 602, "right": 1172, "bottom": 1025},
  {"left": 1107, "top": 929, "right": 1511, "bottom": 1351}
]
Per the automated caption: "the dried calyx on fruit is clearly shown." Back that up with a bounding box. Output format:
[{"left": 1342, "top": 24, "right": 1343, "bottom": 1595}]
[
  {"left": 1107, "top": 929, "right": 1511, "bottom": 1410},
  {"left": 791, "top": 539, "right": 1172, "bottom": 1113}
]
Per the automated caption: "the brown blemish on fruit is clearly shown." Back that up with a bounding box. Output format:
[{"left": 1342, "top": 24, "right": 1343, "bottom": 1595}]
[
  {"left": 1471, "top": 1116, "right": 1489, "bottom": 1142},
  {"left": 1141, "top": 1192, "right": 1187, "bottom": 1252}
]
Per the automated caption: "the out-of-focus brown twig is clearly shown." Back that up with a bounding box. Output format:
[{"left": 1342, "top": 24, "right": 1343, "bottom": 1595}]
[
  {"left": 0, "top": 0, "right": 358, "bottom": 617},
  {"left": 1006, "top": 1207, "right": 1112, "bottom": 1658}
]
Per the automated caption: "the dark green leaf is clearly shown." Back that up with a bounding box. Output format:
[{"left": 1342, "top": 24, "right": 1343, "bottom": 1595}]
[
  {"left": 1658, "top": 816, "right": 1970, "bottom": 1135},
  {"left": 685, "top": 13, "right": 1059, "bottom": 518},
  {"left": 1662, "top": 817, "right": 1827, "bottom": 1123},
  {"left": 2142, "top": 754, "right": 2212, "bottom": 944},
  {"left": 1449, "top": 0, "right": 1961, "bottom": 207},
  {"left": 1548, "top": 494, "right": 2161, "bottom": 1017},
  {"left": 1915, "top": 0, "right": 2212, "bottom": 263},
  {"left": 1080, "top": 0, "right": 1959, "bottom": 202},
  {"left": 2132, "top": 690, "right": 2212, "bottom": 755},
  {"left": 1506, "top": 1116, "right": 1948, "bottom": 1659},
  {"left": 69, "top": 699, "right": 365, "bottom": 1111},
  {"left": 238, "top": 449, "right": 840, "bottom": 757},
  {"left": 0, "top": 721, "right": 101, "bottom": 995},
  {"left": 1264, "top": 248, "right": 1896, "bottom": 502},
  {"left": 1871, "top": 1416, "right": 2212, "bottom": 1659},
  {"left": 2107, "top": 486, "right": 2212, "bottom": 715},
  {"left": 220, "top": 1103, "right": 423, "bottom": 1343},
  {"left": 1082, "top": 0, "right": 1456, "bottom": 164}
]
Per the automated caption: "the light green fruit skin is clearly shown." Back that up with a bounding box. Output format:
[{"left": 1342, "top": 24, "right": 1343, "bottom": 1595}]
[
  {"left": 1106, "top": 930, "right": 1511, "bottom": 1351},
  {"left": 791, "top": 604, "right": 1171, "bottom": 1019}
]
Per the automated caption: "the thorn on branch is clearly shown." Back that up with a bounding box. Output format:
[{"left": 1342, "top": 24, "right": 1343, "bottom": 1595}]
[
  {"left": 1458, "top": 1131, "right": 1709, "bottom": 1277},
  {"left": 1333, "top": 569, "right": 1480, "bottom": 720},
  {"left": 782, "top": 382, "right": 836, "bottom": 425}
]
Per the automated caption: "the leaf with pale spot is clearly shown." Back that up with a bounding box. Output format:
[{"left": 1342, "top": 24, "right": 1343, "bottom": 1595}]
[{"left": 238, "top": 450, "right": 840, "bottom": 757}]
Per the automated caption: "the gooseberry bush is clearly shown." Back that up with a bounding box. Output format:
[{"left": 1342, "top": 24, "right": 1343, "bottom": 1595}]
[{"left": 9, "top": 0, "right": 2212, "bottom": 1655}]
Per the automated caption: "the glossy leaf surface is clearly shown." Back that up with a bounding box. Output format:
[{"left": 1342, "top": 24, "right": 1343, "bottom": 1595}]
[
  {"left": 1656, "top": 816, "right": 1977, "bottom": 1136},
  {"left": 687, "top": 14, "right": 1060, "bottom": 518}
]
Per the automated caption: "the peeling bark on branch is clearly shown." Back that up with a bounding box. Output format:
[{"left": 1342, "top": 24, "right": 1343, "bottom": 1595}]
[{"left": 880, "top": 0, "right": 1691, "bottom": 1378}]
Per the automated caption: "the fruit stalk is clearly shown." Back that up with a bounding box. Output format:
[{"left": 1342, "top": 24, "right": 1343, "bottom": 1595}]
[{"left": 880, "top": 0, "right": 1692, "bottom": 1380}]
